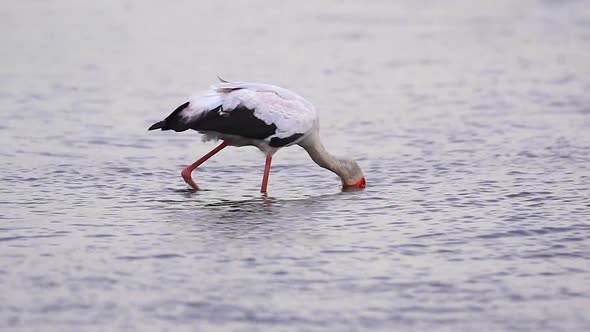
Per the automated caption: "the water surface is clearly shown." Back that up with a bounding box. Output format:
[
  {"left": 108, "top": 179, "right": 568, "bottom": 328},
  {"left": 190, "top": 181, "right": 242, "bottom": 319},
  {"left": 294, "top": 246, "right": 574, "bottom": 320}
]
[{"left": 1, "top": 0, "right": 589, "bottom": 331}]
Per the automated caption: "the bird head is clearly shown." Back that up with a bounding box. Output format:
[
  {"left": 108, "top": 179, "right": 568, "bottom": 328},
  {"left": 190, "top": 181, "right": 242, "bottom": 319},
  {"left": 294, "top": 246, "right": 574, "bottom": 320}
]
[{"left": 340, "top": 160, "right": 366, "bottom": 191}]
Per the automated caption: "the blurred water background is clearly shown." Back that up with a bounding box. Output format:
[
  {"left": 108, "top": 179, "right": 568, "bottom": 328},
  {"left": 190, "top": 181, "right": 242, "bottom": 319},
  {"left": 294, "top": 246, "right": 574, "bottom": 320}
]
[{"left": 1, "top": 0, "right": 589, "bottom": 331}]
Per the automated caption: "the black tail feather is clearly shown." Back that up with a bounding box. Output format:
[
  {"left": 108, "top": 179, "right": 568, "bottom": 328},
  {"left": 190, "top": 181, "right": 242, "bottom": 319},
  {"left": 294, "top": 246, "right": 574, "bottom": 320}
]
[
  {"left": 148, "top": 101, "right": 191, "bottom": 132},
  {"left": 148, "top": 121, "right": 166, "bottom": 131}
]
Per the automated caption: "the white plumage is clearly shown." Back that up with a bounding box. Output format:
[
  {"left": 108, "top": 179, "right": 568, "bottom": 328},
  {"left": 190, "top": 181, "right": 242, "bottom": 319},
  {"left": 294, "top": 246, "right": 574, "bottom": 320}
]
[{"left": 183, "top": 81, "right": 317, "bottom": 150}]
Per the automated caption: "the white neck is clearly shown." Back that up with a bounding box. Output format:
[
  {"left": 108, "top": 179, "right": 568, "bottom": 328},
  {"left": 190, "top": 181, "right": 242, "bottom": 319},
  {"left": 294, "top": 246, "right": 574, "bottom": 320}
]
[{"left": 299, "top": 134, "right": 362, "bottom": 185}]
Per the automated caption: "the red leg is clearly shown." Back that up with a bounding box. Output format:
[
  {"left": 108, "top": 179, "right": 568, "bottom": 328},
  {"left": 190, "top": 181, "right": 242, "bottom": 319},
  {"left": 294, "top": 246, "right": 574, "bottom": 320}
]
[
  {"left": 260, "top": 155, "right": 272, "bottom": 193},
  {"left": 181, "top": 141, "right": 228, "bottom": 190}
]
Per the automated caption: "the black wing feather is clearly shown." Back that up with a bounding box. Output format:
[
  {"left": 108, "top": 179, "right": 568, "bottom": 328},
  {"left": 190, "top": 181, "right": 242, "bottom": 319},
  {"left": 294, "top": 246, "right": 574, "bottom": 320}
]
[
  {"left": 194, "top": 105, "right": 277, "bottom": 140},
  {"left": 149, "top": 102, "right": 303, "bottom": 147},
  {"left": 149, "top": 103, "right": 277, "bottom": 139}
]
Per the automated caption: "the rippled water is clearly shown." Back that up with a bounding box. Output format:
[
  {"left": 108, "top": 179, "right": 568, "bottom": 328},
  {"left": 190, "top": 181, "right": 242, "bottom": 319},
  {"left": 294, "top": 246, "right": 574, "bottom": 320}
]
[{"left": 1, "top": 0, "right": 590, "bottom": 331}]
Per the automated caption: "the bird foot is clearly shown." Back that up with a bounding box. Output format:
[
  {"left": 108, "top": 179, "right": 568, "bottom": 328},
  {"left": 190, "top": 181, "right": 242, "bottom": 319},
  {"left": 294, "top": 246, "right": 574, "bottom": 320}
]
[{"left": 181, "top": 168, "right": 200, "bottom": 190}]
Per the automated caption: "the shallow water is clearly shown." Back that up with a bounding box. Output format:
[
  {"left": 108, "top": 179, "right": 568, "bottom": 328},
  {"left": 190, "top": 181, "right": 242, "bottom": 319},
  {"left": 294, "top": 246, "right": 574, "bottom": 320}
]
[{"left": 1, "top": 0, "right": 590, "bottom": 331}]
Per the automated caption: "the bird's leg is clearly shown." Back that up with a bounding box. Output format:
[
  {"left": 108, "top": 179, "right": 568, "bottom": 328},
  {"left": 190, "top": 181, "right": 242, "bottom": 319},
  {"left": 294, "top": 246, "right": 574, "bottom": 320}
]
[
  {"left": 260, "top": 155, "right": 273, "bottom": 193},
  {"left": 181, "top": 141, "right": 229, "bottom": 190}
]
